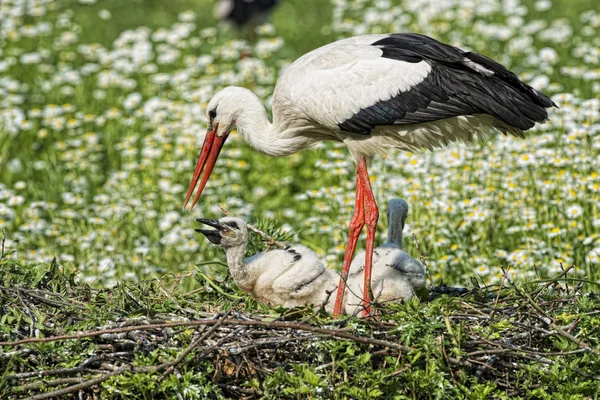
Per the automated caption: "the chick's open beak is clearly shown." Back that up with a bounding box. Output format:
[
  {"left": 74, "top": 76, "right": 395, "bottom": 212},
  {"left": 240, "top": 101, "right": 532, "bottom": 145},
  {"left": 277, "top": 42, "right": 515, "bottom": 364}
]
[{"left": 195, "top": 218, "right": 225, "bottom": 244}]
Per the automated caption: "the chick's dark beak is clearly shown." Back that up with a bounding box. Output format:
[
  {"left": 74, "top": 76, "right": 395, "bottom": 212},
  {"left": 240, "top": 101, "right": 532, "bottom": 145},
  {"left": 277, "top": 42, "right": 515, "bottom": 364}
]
[
  {"left": 195, "top": 228, "right": 222, "bottom": 244},
  {"left": 196, "top": 218, "right": 224, "bottom": 230},
  {"left": 195, "top": 218, "right": 225, "bottom": 244}
]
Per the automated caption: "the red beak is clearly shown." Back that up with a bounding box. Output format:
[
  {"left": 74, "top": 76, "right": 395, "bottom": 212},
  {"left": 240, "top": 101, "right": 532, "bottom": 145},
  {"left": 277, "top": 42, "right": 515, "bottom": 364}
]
[{"left": 183, "top": 124, "right": 229, "bottom": 210}]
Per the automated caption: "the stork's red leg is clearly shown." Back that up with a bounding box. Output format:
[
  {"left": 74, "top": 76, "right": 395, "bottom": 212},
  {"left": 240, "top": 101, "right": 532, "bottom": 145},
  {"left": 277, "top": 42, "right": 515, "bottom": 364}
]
[
  {"left": 332, "top": 170, "right": 365, "bottom": 316},
  {"left": 357, "top": 158, "right": 379, "bottom": 316}
]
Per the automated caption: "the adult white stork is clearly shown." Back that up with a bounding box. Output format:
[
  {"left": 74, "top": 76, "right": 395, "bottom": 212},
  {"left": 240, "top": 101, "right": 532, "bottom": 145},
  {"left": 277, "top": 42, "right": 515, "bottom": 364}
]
[{"left": 183, "top": 33, "right": 555, "bottom": 316}]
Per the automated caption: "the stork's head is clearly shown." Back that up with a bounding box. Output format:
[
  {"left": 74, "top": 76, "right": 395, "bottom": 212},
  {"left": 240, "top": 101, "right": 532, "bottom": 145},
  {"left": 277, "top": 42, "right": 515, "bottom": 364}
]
[
  {"left": 184, "top": 87, "right": 259, "bottom": 211},
  {"left": 195, "top": 216, "right": 248, "bottom": 248}
]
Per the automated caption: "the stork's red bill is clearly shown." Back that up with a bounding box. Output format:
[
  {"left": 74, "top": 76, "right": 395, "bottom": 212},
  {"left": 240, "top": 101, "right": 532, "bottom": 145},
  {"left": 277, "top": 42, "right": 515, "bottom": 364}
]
[{"left": 184, "top": 124, "right": 229, "bottom": 210}]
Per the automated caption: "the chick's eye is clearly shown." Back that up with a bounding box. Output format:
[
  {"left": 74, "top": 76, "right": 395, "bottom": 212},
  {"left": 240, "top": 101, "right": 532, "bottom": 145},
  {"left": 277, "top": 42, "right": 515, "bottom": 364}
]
[
  {"left": 208, "top": 109, "right": 217, "bottom": 119},
  {"left": 226, "top": 222, "right": 239, "bottom": 229}
]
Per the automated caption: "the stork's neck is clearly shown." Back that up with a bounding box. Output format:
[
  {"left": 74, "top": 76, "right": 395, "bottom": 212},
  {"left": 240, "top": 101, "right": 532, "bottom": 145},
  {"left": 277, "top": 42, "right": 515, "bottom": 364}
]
[
  {"left": 233, "top": 89, "right": 316, "bottom": 157},
  {"left": 386, "top": 209, "right": 406, "bottom": 249},
  {"left": 224, "top": 244, "right": 254, "bottom": 292}
]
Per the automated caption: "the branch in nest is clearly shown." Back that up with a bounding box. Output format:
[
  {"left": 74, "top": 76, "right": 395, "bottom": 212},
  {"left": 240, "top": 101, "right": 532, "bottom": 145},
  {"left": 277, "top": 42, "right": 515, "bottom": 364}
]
[
  {"left": 20, "top": 366, "right": 132, "bottom": 400},
  {"left": 0, "top": 318, "right": 414, "bottom": 354},
  {"left": 500, "top": 267, "right": 600, "bottom": 357},
  {"left": 159, "top": 311, "right": 230, "bottom": 381},
  {"left": 1, "top": 228, "right": 5, "bottom": 262},
  {"left": 411, "top": 233, "right": 432, "bottom": 285},
  {"left": 219, "top": 205, "right": 285, "bottom": 249}
]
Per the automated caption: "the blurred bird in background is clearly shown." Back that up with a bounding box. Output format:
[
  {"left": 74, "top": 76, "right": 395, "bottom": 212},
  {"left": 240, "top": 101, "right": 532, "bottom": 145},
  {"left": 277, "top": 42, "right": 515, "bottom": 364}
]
[{"left": 214, "top": 0, "right": 280, "bottom": 41}]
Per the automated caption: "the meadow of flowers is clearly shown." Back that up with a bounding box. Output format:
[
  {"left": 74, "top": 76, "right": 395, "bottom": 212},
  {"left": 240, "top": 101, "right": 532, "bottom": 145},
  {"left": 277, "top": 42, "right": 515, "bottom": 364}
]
[{"left": 0, "top": 0, "right": 598, "bottom": 289}]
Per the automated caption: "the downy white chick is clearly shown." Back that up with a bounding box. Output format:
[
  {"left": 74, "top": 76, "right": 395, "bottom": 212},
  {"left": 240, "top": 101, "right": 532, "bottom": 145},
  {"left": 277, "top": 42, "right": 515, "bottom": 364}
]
[
  {"left": 345, "top": 199, "right": 426, "bottom": 315},
  {"left": 196, "top": 217, "right": 339, "bottom": 311}
]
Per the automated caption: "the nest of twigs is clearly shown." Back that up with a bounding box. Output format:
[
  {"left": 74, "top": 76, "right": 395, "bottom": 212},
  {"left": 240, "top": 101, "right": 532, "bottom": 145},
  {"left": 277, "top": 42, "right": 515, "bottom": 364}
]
[{"left": 1, "top": 255, "right": 599, "bottom": 399}]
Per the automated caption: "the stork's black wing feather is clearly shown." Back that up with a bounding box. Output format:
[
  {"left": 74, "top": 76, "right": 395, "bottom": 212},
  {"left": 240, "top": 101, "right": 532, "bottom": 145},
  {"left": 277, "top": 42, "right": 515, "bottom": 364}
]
[{"left": 339, "top": 33, "right": 555, "bottom": 135}]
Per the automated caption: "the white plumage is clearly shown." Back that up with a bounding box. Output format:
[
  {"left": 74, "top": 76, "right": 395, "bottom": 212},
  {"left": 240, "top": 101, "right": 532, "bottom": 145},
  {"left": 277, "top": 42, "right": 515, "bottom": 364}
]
[
  {"left": 195, "top": 217, "right": 339, "bottom": 311},
  {"left": 345, "top": 199, "right": 426, "bottom": 315},
  {"left": 276, "top": 35, "right": 433, "bottom": 130}
]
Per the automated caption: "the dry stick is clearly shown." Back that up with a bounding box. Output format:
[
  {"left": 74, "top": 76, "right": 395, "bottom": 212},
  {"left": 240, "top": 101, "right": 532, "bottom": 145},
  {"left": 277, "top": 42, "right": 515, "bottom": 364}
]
[
  {"left": 16, "top": 377, "right": 88, "bottom": 391},
  {"left": 476, "top": 338, "right": 600, "bottom": 381},
  {"left": 219, "top": 205, "right": 285, "bottom": 249},
  {"left": 411, "top": 233, "right": 432, "bottom": 285},
  {"left": 0, "top": 285, "right": 83, "bottom": 310},
  {"left": 231, "top": 334, "right": 324, "bottom": 354},
  {"left": 531, "top": 265, "right": 574, "bottom": 299},
  {"left": 490, "top": 267, "right": 507, "bottom": 318},
  {"left": 468, "top": 345, "right": 589, "bottom": 358},
  {"left": 1, "top": 228, "right": 5, "bottom": 261},
  {"left": 7, "top": 367, "right": 98, "bottom": 380},
  {"left": 550, "top": 322, "right": 600, "bottom": 357},
  {"left": 153, "top": 277, "right": 210, "bottom": 317},
  {"left": 523, "top": 292, "right": 600, "bottom": 356},
  {"left": 159, "top": 311, "right": 231, "bottom": 381},
  {"left": 0, "top": 319, "right": 413, "bottom": 352},
  {"left": 3, "top": 317, "right": 477, "bottom": 368},
  {"left": 216, "top": 384, "right": 259, "bottom": 396},
  {"left": 20, "top": 366, "right": 132, "bottom": 400},
  {"left": 501, "top": 267, "right": 600, "bottom": 357}
]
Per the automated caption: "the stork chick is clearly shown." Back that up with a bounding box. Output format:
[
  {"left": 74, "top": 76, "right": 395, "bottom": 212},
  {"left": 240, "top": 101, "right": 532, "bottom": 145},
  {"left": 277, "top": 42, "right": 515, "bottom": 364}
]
[
  {"left": 196, "top": 217, "right": 339, "bottom": 311},
  {"left": 345, "top": 199, "right": 426, "bottom": 315}
]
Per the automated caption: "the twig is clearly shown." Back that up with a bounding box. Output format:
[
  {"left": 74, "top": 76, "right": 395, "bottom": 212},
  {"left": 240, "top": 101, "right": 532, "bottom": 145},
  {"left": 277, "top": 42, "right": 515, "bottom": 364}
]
[
  {"left": 550, "top": 323, "right": 600, "bottom": 356},
  {"left": 159, "top": 311, "right": 230, "bottom": 380},
  {"left": 216, "top": 383, "right": 260, "bottom": 396},
  {"left": 0, "top": 318, "right": 414, "bottom": 353},
  {"left": 386, "top": 364, "right": 411, "bottom": 378},
  {"left": 219, "top": 205, "right": 286, "bottom": 249},
  {"left": 490, "top": 266, "right": 507, "bottom": 317},
  {"left": 411, "top": 233, "right": 431, "bottom": 285},
  {"left": 476, "top": 337, "right": 592, "bottom": 358},
  {"left": 501, "top": 268, "right": 600, "bottom": 357},
  {"left": 531, "top": 265, "right": 574, "bottom": 299},
  {"left": 298, "top": 287, "right": 336, "bottom": 323},
  {"left": 16, "top": 377, "right": 88, "bottom": 391},
  {"left": 20, "top": 366, "right": 132, "bottom": 400},
  {"left": 195, "top": 270, "right": 243, "bottom": 300},
  {"left": 228, "top": 334, "right": 323, "bottom": 354},
  {"left": 1, "top": 228, "right": 5, "bottom": 261},
  {"left": 7, "top": 367, "right": 97, "bottom": 380},
  {"left": 0, "top": 285, "right": 85, "bottom": 310}
]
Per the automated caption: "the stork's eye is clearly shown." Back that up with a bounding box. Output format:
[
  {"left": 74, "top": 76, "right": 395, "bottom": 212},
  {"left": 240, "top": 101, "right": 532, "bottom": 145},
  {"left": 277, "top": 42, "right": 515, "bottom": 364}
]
[
  {"left": 208, "top": 109, "right": 217, "bottom": 119},
  {"left": 225, "top": 221, "right": 239, "bottom": 229}
]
